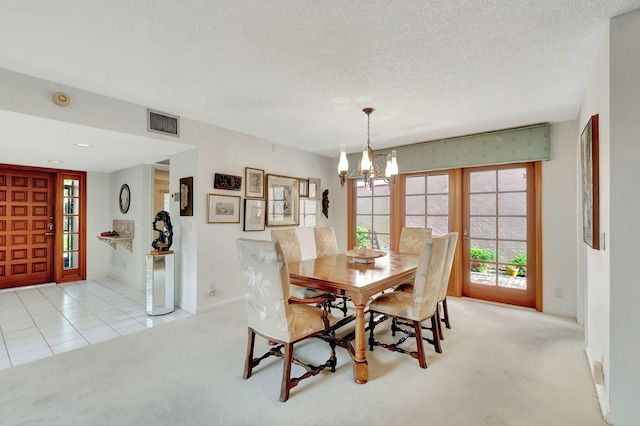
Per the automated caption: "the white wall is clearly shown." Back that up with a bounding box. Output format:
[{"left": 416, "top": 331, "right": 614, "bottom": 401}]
[
  {"left": 579, "top": 18, "right": 612, "bottom": 420},
  {"left": 542, "top": 121, "right": 579, "bottom": 317},
  {"left": 86, "top": 172, "right": 111, "bottom": 278},
  {"left": 608, "top": 9, "right": 640, "bottom": 425},
  {"left": 171, "top": 118, "right": 340, "bottom": 312}
]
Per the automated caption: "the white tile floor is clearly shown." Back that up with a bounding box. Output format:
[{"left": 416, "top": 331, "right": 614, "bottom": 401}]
[{"left": 0, "top": 277, "right": 192, "bottom": 370}]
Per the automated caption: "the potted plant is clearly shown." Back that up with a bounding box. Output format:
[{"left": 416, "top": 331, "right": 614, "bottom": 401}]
[
  {"left": 511, "top": 253, "right": 527, "bottom": 277},
  {"left": 505, "top": 265, "right": 519, "bottom": 276}
]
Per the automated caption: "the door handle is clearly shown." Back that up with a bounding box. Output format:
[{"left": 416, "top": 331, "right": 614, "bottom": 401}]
[
  {"left": 463, "top": 225, "right": 470, "bottom": 240},
  {"left": 45, "top": 232, "right": 54, "bottom": 236}
]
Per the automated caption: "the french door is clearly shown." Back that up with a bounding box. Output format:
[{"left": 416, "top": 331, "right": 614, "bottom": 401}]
[{"left": 462, "top": 163, "right": 537, "bottom": 307}]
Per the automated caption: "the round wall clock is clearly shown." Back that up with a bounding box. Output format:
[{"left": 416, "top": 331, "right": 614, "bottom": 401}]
[{"left": 119, "top": 184, "right": 131, "bottom": 214}]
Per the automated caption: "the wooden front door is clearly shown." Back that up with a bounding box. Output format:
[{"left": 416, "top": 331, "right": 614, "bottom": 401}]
[{"left": 0, "top": 168, "right": 55, "bottom": 289}]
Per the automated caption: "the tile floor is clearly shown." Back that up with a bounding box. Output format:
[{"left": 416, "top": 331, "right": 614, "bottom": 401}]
[{"left": 0, "top": 277, "right": 192, "bottom": 370}]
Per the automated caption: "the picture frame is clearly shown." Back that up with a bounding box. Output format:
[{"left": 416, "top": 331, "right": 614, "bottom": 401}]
[
  {"left": 308, "top": 177, "right": 321, "bottom": 200},
  {"left": 179, "top": 177, "right": 193, "bottom": 216},
  {"left": 214, "top": 173, "right": 242, "bottom": 191},
  {"left": 299, "top": 178, "right": 309, "bottom": 198},
  {"left": 266, "top": 174, "right": 299, "bottom": 226},
  {"left": 245, "top": 167, "right": 265, "bottom": 198},
  {"left": 580, "top": 114, "right": 600, "bottom": 250},
  {"left": 243, "top": 199, "right": 266, "bottom": 231},
  {"left": 207, "top": 194, "right": 241, "bottom": 224},
  {"left": 119, "top": 183, "right": 130, "bottom": 214}
]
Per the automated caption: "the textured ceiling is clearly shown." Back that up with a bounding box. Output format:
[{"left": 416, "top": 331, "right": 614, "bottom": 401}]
[{"left": 1, "top": 0, "right": 639, "bottom": 172}]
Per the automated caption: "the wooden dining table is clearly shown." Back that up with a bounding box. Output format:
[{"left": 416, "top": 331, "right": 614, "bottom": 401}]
[{"left": 287, "top": 251, "right": 420, "bottom": 384}]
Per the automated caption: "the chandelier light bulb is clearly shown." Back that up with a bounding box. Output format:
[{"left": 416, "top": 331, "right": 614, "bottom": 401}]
[{"left": 338, "top": 144, "right": 349, "bottom": 173}]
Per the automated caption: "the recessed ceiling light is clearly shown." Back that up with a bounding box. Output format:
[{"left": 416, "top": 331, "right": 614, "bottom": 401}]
[
  {"left": 48, "top": 160, "right": 63, "bottom": 164},
  {"left": 74, "top": 143, "right": 92, "bottom": 147}
]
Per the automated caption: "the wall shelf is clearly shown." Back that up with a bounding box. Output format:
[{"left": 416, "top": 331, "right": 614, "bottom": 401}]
[{"left": 97, "top": 236, "right": 133, "bottom": 252}]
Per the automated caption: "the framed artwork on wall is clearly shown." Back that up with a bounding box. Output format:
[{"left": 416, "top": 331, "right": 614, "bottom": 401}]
[
  {"left": 243, "top": 199, "right": 266, "bottom": 231},
  {"left": 207, "top": 194, "right": 241, "bottom": 223},
  {"left": 580, "top": 114, "right": 600, "bottom": 250},
  {"left": 266, "top": 174, "right": 299, "bottom": 226},
  {"left": 308, "top": 177, "right": 321, "bottom": 200},
  {"left": 179, "top": 177, "right": 193, "bottom": 216},
  {"left": 214, "top": 173, "right": 242, "bottom": 191},
  {"left": 299, "top": 178, "right": 309, "bottom": 198},
  {"left": 245, "top": 167, "right": 265, "bottom": 198}
]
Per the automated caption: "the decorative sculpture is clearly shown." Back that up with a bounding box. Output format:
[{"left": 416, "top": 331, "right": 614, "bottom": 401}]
[
  {"left": 151, "top": 210, "right": 173, "bottom": 252},
  {"left": 322, "top": 189, "right": 329, "bottom": 218}
]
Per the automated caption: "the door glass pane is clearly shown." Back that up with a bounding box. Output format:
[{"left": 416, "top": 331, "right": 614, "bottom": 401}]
[
  {"left": 470, "top": 193, "right": 496, "bottom": 215},
  {"left": 373, "top": 216, "right": 389, "bottom": 236},
  {"left": 372, "top": 182, "right": 389, "bottom": 196},
  {"left": 63, "top": 179, "right": 80, "bottom": 197},
  {"left": 406, "top": 195, "right": 425, "bottom": 215},
  {"left": 427, "top": 175, "right": 448, "bottom": 193},
  {"left": 498, "top": 241, "right": 526, "bottom": 264},
  {"left": 357, "top": 198, "right": 372, "bottom": 214},
  {"left": 470, "top": 217, "right": 496, "bottom": 239},
  {"left": 498, "top": 192, "right": 526, "bottom": 215},
  {"left": 63, "top": 234, "right": 79, "bottom": 251},
  {"left": 470, "top": 171, "right": 496, "bottom": 193},
  {"left": 64, "top": 198, "right": 79, "bottom": 214},
  {"left": 406, "top": 216, "right": 425, "bottom": 227},
  {"left": 64, "top": 216, "right": 79, "bottom": 233},
  {"left": 373, "top": 197, "right": 389, "bottom": 214},
  {"left": 426, "top": 195, "right": 448, "bottom": 214},
  {"left": 498, "top": 168, "right": 527, "bottom": 191},
  {"left": 498, "top": 217, "right": 527, "bottom": 240},
  {"left": 356, "top": 215, "right": 372, "bottom": 230},
  {"left": 470, "top": 239, "right": 497, "bottom": 285},
  {"left": 63, "top": 252, "right": 79, "bottom": 270},
  {"left": 427, "top": 216, "right": 448, "bottom": 236},
  {"left": 406, "top": 176, "right": 425, "bottom": 195}
]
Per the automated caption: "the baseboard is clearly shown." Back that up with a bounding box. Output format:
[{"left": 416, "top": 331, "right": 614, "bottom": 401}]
[
  {"left": 606, "top": 413, "right": 640, "bottom": 426},
  {"left": 585, "top": 347, "right": 609, "bottom": 420},
  {"left": 196, "top": 296, "right": 243, "bottom": 314}
]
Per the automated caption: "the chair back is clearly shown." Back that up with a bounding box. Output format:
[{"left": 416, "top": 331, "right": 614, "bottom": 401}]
[
  {"left": 412, "top": 234, "right": 449, "bottom": 319},
  {"left": 270, "top": 229, "right": 302, "bottom": 263},
  {"left": 399, "top": 227, "right": 432, "bottom": 254},
  {"left": 437, "top": 232, "right": 459, "bottom": 302},
  {"left": 236, "top": 238, "right": 292, "bottom": 341},
  {"left": 314, "top": 226, "right": 338, "bottom": 257}
]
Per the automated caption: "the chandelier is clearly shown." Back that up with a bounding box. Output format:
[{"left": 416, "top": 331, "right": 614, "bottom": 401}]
[{"left": 338, "top": 107, "right": 398, "bottom": 189}]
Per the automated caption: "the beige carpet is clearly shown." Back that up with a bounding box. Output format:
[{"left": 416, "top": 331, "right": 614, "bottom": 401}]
[{"left": 0, "top": 297, "right": 606, "bottom": 426}]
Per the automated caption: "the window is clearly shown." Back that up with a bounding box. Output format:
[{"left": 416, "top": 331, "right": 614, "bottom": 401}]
[
  {"left": 62, "top": 178, "right": 80, "bottom": 270},
  {"left": 58, "top": 171, "right": 86, "bottom": 283}
]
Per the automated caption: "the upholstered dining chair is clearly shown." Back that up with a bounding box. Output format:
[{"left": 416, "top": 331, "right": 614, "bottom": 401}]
[
  {"left": 312, "top": 226, "right": 350, "bottom": 316},
  {"left": 395, "top": 232, "right": 458, "bottom": 341},
  {"left": 271, "top": 229, "right": 327, "bottom": 299},
  {"left": 368, "top": 231, "right": 450, "bottom": 368},
  {"left": 399, "top": 226, "right": 432, "bottom": 254},
  {"left": 436, "top": 232, "right": 458, "bottom": 339},
  {"left": 314, "top": 226, "right": 338, "bottom": 257},
  {"left": 236, "top": 238, "right": 337, "bottom": 402}
]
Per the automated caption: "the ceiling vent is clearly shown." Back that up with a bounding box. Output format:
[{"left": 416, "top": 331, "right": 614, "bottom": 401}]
[{"left": 147, "top": 109, "right": 180, "bottom": 137}]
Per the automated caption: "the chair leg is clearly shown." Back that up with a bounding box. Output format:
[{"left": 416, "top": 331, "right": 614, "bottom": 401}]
[
  {"left": 368, "top": 311, "right": 375, "bottom": 351},
  {"left": 279, "top": 342, "right": 294, "bottom": 403},
  {"left": 437, "top": 304, "right": 445, "bottom": 341},
  {"left": 391, "top": 317, "right": 398, "bottom": 336},
  {"left": 243, "top": 328, "right": 256, "bottom": 379},
  {"left": 442, "top": 298, "right": 451, "bottom": 329},
  {"left": 412, "top": 320, "right": 427, "bottom": 369},
  {"left": 431, "top": 316, "right": 442, "bottom": 354}
]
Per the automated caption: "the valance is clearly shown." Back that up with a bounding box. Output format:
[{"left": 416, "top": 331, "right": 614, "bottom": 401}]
[{"left": 345, "top": 123, "right": 550, "bottom": 175}]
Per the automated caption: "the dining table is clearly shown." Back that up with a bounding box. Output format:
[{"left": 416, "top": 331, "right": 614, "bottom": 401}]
[{"left": 287, "top": 251, "right": 420, "bottom": 384}]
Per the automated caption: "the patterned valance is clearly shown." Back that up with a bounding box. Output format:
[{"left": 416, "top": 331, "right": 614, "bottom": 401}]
[{"left": 345, "top": 123, "right": 550, "bottom": 175}]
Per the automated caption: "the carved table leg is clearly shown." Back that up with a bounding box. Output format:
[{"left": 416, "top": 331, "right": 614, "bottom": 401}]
[{"left": 353, "top": 303, "right": 368, "bottom": 384}]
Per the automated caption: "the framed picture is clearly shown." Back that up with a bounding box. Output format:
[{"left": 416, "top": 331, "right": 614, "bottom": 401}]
[
  {"left": 207, "top": 194, "right": 241, "bottom": 224},
  {"left": 308, "top": 177, "right": 321, "bottom": 200},
  {"left": 580, "top": 114, "right": 600, "bottom": 250},
  {"left": 245, "top": 167, "right": 265, "bottom": 198},
  {"left": 266, "top": 174, "right": 299, "bottom": 226},
  {"left": 179, "top": 177, "right": 193, "bottom": 216},
  {"left": 299, "top": 179, "right": 309, "bottom": 197},
  {"left": 214, "top": 173, "right": 242, "bottom": 191},
  {"left": 243, "top": 199, "right": 266, "bottom": 231}
]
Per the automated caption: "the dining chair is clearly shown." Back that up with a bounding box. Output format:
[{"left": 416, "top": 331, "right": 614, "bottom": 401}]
[
  {"left": 436, "top": 232, "right": 458, "bottom": 339},
  {"left": 312, "top": 226, "right": 350, "bottom": 316},
  {"left": 395, "top": 231, "right": 458, "bottom": 341},
  {"left": 271, "top": 229, "right": 327, "bottom": 299},
  {"left": 313, "top": 226, "right": 338, "bottom": 257},
  {"left": 399, "top": 226, "right": 432, "bottom": 254},
  {"left": 368, "top": 231, "right": 450, "bottom": 368},
  {"left": 236, "top": 238, "right": 337, "bottom": 402}
]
